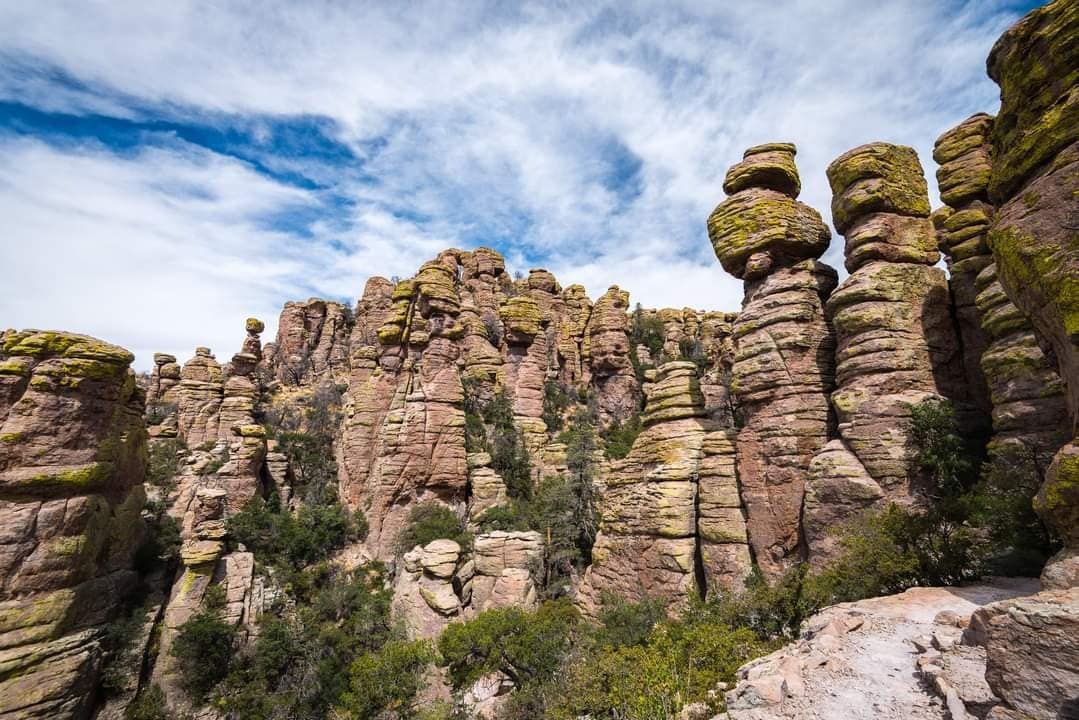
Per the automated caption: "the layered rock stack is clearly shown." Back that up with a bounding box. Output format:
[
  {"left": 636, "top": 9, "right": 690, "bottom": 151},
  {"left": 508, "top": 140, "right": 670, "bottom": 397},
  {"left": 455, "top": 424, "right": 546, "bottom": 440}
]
[
  {"left": 176, "top": 346, "right": 224, "bottom": 448},
  {"left": 932, "top": 113, "right": 996, "bottom": 419},
  {"left": 146, "top": 352, "right": 182, "bottom": 436},
  {"left": 586, "top": 286, "right": 640, "bottom": 425},
  {"left": 0, "top": 330, "right": 146, "bottom": 720},
  {"left": 934, "top": 115, "right": 1069, "bottom": 466},
  {"left": 983, "top": 0, "right": 1079, "bottom": 583},
  {"left": 577, "top": 360, "right": 751, "bottom": 611},
  {"left": 707, "top": 143, "right": 837, "bottom": 578},
  {"left": 803, "top": 143, "right": 968, "bottom": 561}
]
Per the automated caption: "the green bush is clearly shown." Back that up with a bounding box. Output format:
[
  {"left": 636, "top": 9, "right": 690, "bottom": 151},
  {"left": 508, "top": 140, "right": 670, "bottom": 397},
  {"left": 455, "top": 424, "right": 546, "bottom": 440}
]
[
  {"left": 227, "top": 493, "right": 361, "bottom": 572},
  {"left": 134, "top": 503, "right": 181, "bottom": 574},
  {"left": 594, "top": 595, "right": 668, "bottom": 649},
  {"left": 602, "top": 413, "right": 642, "bottom": 460},
  {"left": 542, "top": 380, "right": 573, "bottom": 432},
  {"left": 396, "top": 501, "right": 471, "bottom": 555},
  {"left": 338, "top": 640, "right": 435, "bottom": 719},
  {"left": 171, "top": 602, "right": 236, "bottom": 700},
  {"left": 146, "top": 437, "right": 186, "bottom": 489},
  {"left": 485, "top": 391, "right": 533, "bottom": 500},
  {"left": 908, "top": 398, "right": 977, "bottom": 499},
  {"left": 474, "top": 502, "right": 529, "bottom": 532},
  {"left": 438, "top": 599, "right": 580, "bottom": 690},
  {"left": 215, "top": 564, "right": 398, "bottom": 719},
  {"left": 969, "top": 444, "right": 1059, "bottom": 575},
  {"left": 125, "top": 685, "right": 175, "bottom": 720}
]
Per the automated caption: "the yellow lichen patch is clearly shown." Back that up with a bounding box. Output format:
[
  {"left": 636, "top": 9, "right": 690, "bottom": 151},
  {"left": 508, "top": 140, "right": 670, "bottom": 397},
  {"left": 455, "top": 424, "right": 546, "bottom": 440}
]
[{"left": 2, "top": 330, "right": 133, "bottom": 365}]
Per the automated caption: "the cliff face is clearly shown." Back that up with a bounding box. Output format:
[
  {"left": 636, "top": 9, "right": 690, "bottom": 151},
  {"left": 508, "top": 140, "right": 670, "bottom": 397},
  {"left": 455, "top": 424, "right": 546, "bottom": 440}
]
[{"left": 0, "top": 331, "right": 146, "bottom": 720}]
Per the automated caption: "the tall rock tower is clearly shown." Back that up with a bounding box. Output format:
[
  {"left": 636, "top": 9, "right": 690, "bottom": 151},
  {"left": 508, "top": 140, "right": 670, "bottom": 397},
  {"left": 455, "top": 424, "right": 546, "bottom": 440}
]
[
  {"left": 804, "top": 143, "right": 967, "bottom": 561},
  {"left": 707, "top": 143, "right": 837, "bottom": 578}
]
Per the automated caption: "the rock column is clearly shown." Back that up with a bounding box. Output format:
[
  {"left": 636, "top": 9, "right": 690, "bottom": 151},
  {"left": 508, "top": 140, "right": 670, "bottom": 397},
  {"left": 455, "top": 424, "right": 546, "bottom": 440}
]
[
  {"left": 707, "top": 143, "right": 837, "bottom": 578},
  {"left": 804, "top": 143, "right": 967, "bottom": 562}
]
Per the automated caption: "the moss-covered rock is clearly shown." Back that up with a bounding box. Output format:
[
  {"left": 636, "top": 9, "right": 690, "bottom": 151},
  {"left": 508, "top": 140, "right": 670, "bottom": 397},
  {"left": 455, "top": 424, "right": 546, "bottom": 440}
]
[
  {"left": 722, "top": 142, "right": 801, "bottom": 198},
  {"left": 826, "top": 143, "right": 931, "bottom": 233}
]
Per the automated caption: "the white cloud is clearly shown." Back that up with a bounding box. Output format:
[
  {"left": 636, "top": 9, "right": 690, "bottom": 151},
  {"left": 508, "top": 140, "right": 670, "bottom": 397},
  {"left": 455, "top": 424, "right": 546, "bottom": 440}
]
[{"left": 0, "top": 1, "right": 1026, "bottom": 368}]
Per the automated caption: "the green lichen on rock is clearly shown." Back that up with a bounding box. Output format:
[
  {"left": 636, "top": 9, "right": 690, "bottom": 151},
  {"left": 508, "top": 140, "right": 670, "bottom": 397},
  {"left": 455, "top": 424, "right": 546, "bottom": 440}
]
[
  {"left": 707, "top": 187, "right": 829, "bottom": 278},
  {"left": 2, "top": 330, "right": 134, "bottom": 365},
  {"left": 26, "top": 462, "right": 114, "bottom": 491},
  {"left": 986, "top": 0, "right": 1079, "bottom": 202},
  {"left": 723, "top": 142, "right": 801, "bottom": 198},
  {"left": 0, "top": 432, "right": 22, "bottom": 443},
  {"left": 990, "top": 225, "right": 1079, "bottom": 340},
  {"left": 1035, "top": 441, "right": 1079, "bottom": 544},
  {"left": 499, "top": 295, "right": 543, "bottom": 339},
  {"left": 245, "top": 317, "right": 265, "bottom": 334},
  {"left": 826, "top": 143, "right": 931, "bottom": 233}
]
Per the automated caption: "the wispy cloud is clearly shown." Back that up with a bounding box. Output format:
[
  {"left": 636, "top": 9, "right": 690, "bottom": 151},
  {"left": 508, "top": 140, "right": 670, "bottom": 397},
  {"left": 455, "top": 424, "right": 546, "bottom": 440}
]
[{"left": 0, "top": 0, "right": 1035, "bottom": 367}]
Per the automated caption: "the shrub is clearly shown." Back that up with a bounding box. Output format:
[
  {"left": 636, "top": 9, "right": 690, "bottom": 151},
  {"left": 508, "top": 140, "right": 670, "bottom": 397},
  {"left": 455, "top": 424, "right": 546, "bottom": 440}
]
[
  {"left": 485, "top": 391, "right": 533, "bottom": 500},
  {"left": 438, "top": 599, "right": 579, "bottom": 690},
  {"left": 549, "top": 604, "right": 770, "bottom": 718},
  {"left": 908, "top": 398, "right": 977, "bottom": 500},
  {"left": 338, "top": 640, "right": 435, "bottom": 719},
  {"left": 542, "top": 380, "right": 573, "bottom": 432},
  {"left": 396, "top": 501, "right": 471, "bottom": 554},
  {"left": 134, "top": 506, "right": 181, "bottom": 574},
  {"left": 602, "top": 413, "right": 642, "bottom": 460},
  {"left": 594, "top": 595, "right": 668, "bottom": 649},
  {"left": 171, "top": 602, "right": 236, "bottom": 700},
  {"left": 215, "top": 564, "right": 397, "bottom": 719},
  {"left": 227, "top": 493, "right": 361, "bottom": 572},
  {"left": 146, "top": 438, "right": 185, "bottom": 488},
  {"left": 969, "top": 444, "right": 1059, "bottom": 575},
  {"left": 125, "top": 685, "right": 175, "bottom": 720},
  {"left": 474, "top": 503, "right": 529, "bottom": 532}
]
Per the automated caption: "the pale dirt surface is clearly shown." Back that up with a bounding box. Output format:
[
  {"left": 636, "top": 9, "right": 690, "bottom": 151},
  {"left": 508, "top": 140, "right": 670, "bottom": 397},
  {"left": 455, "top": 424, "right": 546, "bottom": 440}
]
[{"left": 724, "top": 579, "right": 1039, "bottom": 720}]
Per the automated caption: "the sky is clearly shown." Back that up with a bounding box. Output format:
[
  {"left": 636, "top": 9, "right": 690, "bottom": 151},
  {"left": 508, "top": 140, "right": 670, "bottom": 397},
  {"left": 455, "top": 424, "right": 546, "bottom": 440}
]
[{"left": 0, "top": 0, "right": 1042, "bottom": 370}]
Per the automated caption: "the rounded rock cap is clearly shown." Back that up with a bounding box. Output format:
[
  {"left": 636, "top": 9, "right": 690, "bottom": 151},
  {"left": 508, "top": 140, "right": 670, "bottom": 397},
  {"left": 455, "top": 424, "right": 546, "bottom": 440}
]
[
  {"left": 245, "top": 318, "right": 265, "bottom": 334},
  {"left": 723, "top": 142, "right": 801, "bottom": 198}
]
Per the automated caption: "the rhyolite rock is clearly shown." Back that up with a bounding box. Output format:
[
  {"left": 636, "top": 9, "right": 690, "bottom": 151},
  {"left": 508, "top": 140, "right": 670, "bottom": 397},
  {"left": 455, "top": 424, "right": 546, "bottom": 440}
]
[
  {"left": 267, "top": 297, "right": 352, "bottom": 386},
  {"left": 577, "top": 361, "right": 750, "bottom": 612},
  {"left": 983, "top": 0, "right": 1079, "bottom": 585},
  {"left": 708, "top": 144, "right": 837, "bottom": 578},
  {"left": 0, "top": 330, "right": 146, "bottom": 720},
  {"left": 805, "top": 142, "right": 968, "bottom": 563}
]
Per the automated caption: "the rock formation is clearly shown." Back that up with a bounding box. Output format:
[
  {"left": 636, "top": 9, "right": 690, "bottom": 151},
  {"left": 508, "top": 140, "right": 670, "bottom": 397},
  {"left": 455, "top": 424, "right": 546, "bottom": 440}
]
[
  {"left": 934, "top": 115, "right": 1069, "bottom": 467},
  {"left": 266, "top": 298, "right": 351, "bottom": 386},
  {"left": 983, "top": 0, "right": 1079, "bottom": 576},
  {"left": 577, "top": 361, "right": 751, "bottom": 612},
  {"left": 803, "top": 142, "right": 967, "bottom": 563},
  {"left": 0, "top": 330, "right": 146, "bottom": 720},
  {"left": 707, "top": 143, "right": 837, "bottom": 577}
]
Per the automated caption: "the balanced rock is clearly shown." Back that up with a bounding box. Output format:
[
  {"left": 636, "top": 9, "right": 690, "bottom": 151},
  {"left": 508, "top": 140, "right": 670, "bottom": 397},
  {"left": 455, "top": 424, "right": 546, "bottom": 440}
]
[{"left": 708, "top": 144, "right": 837, "bottom": 578}]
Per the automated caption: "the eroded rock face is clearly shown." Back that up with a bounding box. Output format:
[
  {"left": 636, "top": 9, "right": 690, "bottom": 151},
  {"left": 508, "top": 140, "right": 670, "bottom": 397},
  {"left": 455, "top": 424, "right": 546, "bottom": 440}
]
[
  {"left": 577, "top": 361, "right": 750, "bottom": 612},
  {"left": 708, "top": 143, "right": 837, "bottom": 578},
  {"left": 932, "top": 114, "right": 996, "bottom": 420},
  {"left": 0, "top": 330, "right": 146, "bottom": 720},
  {"left": 804, "top": 143, "right": 968, "bottom": 563},
  {"left": 934, "top": 114, "right": 1069, "bottom": 484},
  {"left": 267, "top": 298, "right": 352, "bottom": 387},
  {"left": 983, "top": 0, "right": 1079, "bottom": 570}
]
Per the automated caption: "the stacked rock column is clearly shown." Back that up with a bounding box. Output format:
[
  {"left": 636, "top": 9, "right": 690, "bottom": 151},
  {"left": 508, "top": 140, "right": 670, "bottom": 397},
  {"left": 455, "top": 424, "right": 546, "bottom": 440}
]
[
  {"left": 931, "top": 112, "right": 996, "bottom": 422},
  {"left": 804, "top": 143, "right": 967, "bottom": 562},
  {"left": 706, "top": 143, "right": 837, "bottom": 579},
  {"left": 933, "top": 115, "right": 1069, "bottom": 468}
]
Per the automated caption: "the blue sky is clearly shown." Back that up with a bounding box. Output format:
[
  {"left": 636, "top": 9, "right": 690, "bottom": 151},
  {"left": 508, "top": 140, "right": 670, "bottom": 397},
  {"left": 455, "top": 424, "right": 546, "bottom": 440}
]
[{"left": 0, "top": 0, "right": 1041, "bottom": 369}]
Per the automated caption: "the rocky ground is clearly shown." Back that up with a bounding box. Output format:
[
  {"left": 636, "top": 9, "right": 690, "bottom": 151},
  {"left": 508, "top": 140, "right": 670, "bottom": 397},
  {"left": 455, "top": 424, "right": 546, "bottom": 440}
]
[{"left": 722, "top": 579, "right": 1039, "bottom": 720}]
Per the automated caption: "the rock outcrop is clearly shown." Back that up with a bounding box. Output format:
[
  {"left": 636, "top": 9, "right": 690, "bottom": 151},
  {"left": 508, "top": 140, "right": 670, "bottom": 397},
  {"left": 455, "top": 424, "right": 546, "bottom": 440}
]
[
  {"left": 266, "top": 298, "right": 351, "bottom": 386},
  {"left": 0, "top": 330, "right": 146, "bottom": 720},
  {"left": 577, "top": 361, "right": 751, "bottom": 612},
  {"left": 707, "top": 143, "right": 837, "bottom": 577},
  {"left": 934, "top": 114, "right": 1069, "bottom": 468},
  {"left": 983, "top": 0, "right": 1079, "bottom": 576},
  {"left": 804, "top": 143, "right": 967, "bottom": 563}
]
